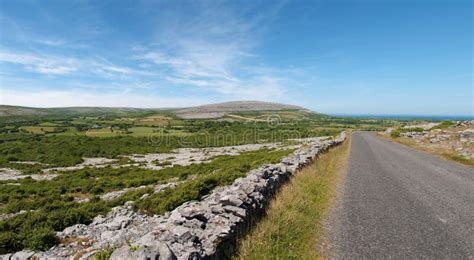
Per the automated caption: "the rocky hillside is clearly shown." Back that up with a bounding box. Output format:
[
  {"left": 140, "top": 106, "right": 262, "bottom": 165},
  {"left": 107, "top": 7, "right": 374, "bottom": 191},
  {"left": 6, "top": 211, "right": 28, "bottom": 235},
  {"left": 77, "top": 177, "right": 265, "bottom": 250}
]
[{"left": 173, "top": 101, "right": 312, "bottom": 119}]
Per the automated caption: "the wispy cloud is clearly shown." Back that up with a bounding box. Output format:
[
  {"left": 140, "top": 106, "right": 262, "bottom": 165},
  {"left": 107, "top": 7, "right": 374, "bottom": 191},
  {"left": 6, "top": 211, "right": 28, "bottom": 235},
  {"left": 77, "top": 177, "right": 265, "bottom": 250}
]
[
  {"left": 0, "top": 52, "right": 78, "bottom": 75},
  {"left": 0, "top": 88, "right": 210, "bottom": 108},
  {"left": 0, "top": 50, "right": 156, "bottom": 78},
  {"left": 35, "top": 38, "right": 65, "bottom": 47},
  {"left": 131, "top": 1, "right": 288, "bottom": 99}
]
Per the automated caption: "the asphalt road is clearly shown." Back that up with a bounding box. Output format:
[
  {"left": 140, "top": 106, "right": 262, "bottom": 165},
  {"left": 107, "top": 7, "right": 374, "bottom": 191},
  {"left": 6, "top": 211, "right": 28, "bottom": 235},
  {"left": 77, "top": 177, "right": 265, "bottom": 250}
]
[{"left": 331, "top": 132, "right": 474, "bottom": 259}]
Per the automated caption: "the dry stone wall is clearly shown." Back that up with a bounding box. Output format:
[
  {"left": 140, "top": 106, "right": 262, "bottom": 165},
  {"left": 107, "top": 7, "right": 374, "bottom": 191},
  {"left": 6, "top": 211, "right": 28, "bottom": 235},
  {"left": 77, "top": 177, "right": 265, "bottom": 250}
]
[
  {"left": 4, "top": 132, "right": 346, "bottom": 260},
  {"left": 108, "top": 132, "right": 346, "bottom": 260}
]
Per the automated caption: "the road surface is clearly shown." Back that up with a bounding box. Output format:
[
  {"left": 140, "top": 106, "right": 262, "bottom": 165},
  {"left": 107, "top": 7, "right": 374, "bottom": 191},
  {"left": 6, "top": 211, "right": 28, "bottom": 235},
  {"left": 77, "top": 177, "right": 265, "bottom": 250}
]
[{"left": 331, "top": 132, "right": 474, "bottom": 259}]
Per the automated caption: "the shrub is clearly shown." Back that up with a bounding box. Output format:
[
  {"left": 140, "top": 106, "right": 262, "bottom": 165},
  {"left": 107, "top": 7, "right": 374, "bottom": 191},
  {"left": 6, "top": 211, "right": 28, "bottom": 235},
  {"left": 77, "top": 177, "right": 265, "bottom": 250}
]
[
  {"left": 390, "top": 130, "right": 401, "bottom": 138},
  {"left": 0, "top": 231, "right": 21, "bottom": 254},
  {"left": 6, "top": 155, "right": 18, "bottom": 162},
  {"left": 22, "top": 227, "right": 59, "bottom": 251},
  {"left": 154, "top": 160, "right": 172, "bottom": 166},
  {"left": 408, "top": 127, "right": 425, "bottom": 133},
  {"left": 430, "top": 121, "right": 454, "bottom": 130},
  {"left": 94, "top": 247, "right": 115, "bottom": 260},
  {"left": 390, "top": 127, "right": 424, "bottom": 138},
  {"left": 8, "top": 147, "right": 22, "bottom": 154}
]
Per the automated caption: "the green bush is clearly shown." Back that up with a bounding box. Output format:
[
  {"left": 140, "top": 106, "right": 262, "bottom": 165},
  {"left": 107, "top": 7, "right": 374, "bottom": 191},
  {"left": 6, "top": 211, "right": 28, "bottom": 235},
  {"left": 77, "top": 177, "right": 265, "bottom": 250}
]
[
  {"left": 430, "top": 121, "right": 454, "bottom": 130},
  {"left": 407, "top": 127, "right": 425, "bottom": 132},
  {"left": 154, "top": 160, "right": 172, "bottom": 166},
  {"left": 0, "top": 231, "right": 21, "bottom": 254},
  {"left": 390, "top": 127, "right": 424, "bottom": 138},
  {"left": 6, "top": 155, "right": 18, "bottom": 162},
  {"left": 94, "top": 247, "right": 115, "bottom": 260},
  {"left": 23, "top": 227, "right": 59, "bottom": 251},
  {"left": 390, "top": 130, "right": 401, "bottom": 138}
]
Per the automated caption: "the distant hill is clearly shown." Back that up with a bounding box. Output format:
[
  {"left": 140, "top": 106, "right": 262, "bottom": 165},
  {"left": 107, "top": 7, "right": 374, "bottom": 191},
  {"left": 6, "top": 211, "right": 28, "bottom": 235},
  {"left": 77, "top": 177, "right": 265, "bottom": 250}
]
[
  {"left": 0, "top": 105, "right": 50, "bottom": 117},
  {"left": 0, "top": 101, "right": 314, "bottom": 119},
  {"left": 0, "top": 105, "right": 153, "bottom": 117},
  {"left": 173, "top": 101, "right": 312, "bottom": 119}
]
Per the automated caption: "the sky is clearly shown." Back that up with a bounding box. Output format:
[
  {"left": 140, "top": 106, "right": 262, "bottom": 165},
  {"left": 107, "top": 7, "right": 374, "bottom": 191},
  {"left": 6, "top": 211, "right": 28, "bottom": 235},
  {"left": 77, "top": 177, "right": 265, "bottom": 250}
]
[{"left": 0, "top": 0, "right": 472, "bottom": 116}]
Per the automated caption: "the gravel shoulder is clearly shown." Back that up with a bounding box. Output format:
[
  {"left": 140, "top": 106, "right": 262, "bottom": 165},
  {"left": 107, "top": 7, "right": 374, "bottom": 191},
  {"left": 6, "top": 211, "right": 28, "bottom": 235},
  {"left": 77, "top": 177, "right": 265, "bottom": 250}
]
[{"left": 330, "top": 132, "right": 474, "bottom": 259}]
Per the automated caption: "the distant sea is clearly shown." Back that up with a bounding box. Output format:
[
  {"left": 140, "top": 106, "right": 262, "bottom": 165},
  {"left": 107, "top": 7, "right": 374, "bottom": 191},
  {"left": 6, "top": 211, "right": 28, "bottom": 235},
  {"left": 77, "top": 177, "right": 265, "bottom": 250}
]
[{"left": 332, "top": 114, "right": 474, "bottom": 121}]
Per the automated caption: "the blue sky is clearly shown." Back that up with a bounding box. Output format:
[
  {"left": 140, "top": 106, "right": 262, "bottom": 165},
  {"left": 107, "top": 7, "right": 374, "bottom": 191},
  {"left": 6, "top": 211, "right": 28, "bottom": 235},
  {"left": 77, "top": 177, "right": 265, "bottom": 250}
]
[{"left": 0, "top": 0, "right": 472, "bottom": 115}]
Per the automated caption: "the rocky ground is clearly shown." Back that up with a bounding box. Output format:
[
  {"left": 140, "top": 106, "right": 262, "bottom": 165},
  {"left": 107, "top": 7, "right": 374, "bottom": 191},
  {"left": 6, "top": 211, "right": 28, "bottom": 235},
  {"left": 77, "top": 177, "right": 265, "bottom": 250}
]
[
  {"left": 0, "top": 141, "right": 312, "bottom": 223},
  {"left": 1, "top": 133, "right": 346, "bottom": 260},
  {"left": 0, "top": 167, "right": 58, "bottom": 181},
  {"left": 0, "top": 141, "right": 309, "bottom": 182},
  {"left": 385, "top": 121, "right": 474, "bottom": 160}
]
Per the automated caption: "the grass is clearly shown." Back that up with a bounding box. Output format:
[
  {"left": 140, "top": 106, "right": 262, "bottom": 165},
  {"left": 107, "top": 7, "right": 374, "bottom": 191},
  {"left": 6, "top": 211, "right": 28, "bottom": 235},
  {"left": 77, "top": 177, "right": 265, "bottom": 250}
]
[
  {"left": 381, "top": 133, "right": 474, "bottom": 168},
  {"left": 448, "top": 154, "right": 474, "bottom": 166},
  {"left": 234, "top": 135, "right": 351, "bottom": 260}
]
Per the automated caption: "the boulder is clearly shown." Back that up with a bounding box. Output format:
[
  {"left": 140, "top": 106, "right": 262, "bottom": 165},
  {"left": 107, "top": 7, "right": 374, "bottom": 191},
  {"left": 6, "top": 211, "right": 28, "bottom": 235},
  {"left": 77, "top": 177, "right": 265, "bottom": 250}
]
[{"left": 11, "top": 250, "right": 35, "bottom": 260}]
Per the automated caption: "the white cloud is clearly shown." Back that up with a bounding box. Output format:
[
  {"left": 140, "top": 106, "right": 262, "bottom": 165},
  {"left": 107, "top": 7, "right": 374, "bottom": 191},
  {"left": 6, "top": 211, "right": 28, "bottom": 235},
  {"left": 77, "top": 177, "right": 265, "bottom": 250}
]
[
  {"left": 0, "top": 51, "right": 78, "bottom": 75},
  {"left": 35, "top": 38, "right": 65, "bottom": 47},
  {"left": 32, "top": 65, "right": 78, "bottom": 75},
  {"left": 0, "top": 50, "right": 156, "bottom": 78},
  {"left": 131, "top": 2, "right": 288, "bottom": 98},
  {"left": 0, "top": 88, "right": 210, "bottom": 108}
]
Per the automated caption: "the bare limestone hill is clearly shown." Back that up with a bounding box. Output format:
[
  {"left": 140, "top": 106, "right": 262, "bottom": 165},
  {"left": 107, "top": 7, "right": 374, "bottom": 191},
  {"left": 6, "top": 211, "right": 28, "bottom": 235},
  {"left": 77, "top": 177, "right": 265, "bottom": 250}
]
[{"left": 173, "top": 101, "right": 312, "bottom": 119}]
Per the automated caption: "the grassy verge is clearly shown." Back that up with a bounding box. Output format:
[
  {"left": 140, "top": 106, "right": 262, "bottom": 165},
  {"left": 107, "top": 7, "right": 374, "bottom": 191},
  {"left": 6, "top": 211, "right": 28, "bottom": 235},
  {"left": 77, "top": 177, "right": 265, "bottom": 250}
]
[
  {"left": 234, "top": 136, "right": 351, "bottom": 259},
  {"left": 380, "top": 133, "right": 474, "bottom": 167}
]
